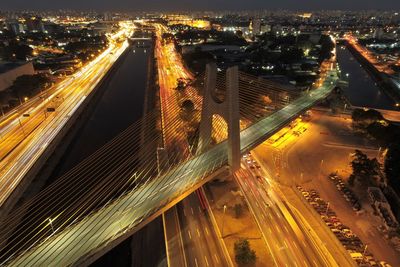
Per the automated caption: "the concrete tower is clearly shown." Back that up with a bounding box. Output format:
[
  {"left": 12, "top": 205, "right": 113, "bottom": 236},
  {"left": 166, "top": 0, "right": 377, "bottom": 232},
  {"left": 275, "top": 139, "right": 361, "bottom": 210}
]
[{"left": 198, "top": 63, "right": 241, "bottom": 171}]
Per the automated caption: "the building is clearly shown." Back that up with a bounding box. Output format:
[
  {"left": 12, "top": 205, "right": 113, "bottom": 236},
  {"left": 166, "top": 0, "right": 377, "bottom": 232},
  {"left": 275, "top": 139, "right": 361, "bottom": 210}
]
[
  {"left": 6, "top": 19, "right": 25, "bottom": 35},
  {"left": 260, "top": 24, "right": 271, "bottom": 34},
  {"left": 373, "top": 28, "right": 385, "bottom": 39},
  {"left": 25, "top": 16, "right": 45, "bottom": 33},
  {"left": 250, "top": 18, "right": 261, "bottom": 36},
  {"left": 0, "top": 62, "right": 35, "bottom": 92}
]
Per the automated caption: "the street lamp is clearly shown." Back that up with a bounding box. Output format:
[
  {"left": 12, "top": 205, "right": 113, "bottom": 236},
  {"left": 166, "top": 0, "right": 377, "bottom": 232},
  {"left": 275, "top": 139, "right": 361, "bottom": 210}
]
[
  {"left": 221, "top": 205, "right": 227, "bottom": 238},
  {"left": 18, "top": 118, "right": 26, "bottom": 137},
  {"left": 319, "top": 159, "right": 324, "bottom": 179},
  {"left": 48, "top": 218, "right": 54, "bottom": 234}
]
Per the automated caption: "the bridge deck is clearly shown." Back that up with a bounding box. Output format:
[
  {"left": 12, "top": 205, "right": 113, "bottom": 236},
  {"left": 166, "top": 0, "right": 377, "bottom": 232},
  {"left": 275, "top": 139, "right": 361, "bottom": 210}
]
[{"left": 7, "top": 72, "right": 338, "bottom": 266}]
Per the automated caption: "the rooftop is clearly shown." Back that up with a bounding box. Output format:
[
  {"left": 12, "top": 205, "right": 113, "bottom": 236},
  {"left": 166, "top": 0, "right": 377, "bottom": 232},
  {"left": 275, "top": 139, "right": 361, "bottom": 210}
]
[{"left": 0, "top": 61, "right": 29, "bottom": 74}]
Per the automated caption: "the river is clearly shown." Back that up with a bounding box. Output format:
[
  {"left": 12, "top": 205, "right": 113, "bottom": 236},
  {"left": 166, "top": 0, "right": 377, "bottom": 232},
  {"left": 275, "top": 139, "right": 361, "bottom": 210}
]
[
  {"left": 45, "top": 42, "right": 166, "bottom": 267},
  {"left": 336, "top": 45, "right": 397, "bottom": 110}
]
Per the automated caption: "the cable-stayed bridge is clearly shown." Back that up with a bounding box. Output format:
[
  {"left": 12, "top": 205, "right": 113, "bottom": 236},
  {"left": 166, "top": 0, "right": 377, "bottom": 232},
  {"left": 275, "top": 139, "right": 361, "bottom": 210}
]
[{"left": 0, "top": 65, "right": 339, "bottom": 266}]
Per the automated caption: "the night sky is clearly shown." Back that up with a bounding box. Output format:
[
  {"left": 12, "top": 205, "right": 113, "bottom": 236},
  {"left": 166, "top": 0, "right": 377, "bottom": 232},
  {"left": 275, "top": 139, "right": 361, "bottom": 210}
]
[{"left": 1, "top": 0, "right": 399, "bottom": 11}]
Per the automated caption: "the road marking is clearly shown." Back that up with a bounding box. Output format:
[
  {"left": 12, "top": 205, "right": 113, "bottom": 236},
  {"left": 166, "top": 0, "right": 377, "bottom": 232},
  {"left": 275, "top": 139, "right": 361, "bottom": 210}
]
[
  {"left": 205, "top": 227, "right": 209, "bottom": 236},
  {"left": 304, "top": 260, "right": 307, "bottom": 266},
  {"left": 214, "top": 254, "right": 220, "bottom": 264},
  {"left": 284, "top": 225, "right": 289, "bottom": 233},
  {"left": 293, "top": 241, "right": 298, "bottom": 249},
  {"left": 303, "top": 241, "right": 307, "bottom": 247},
  {"left": 188, "top": 230, "right": 192, "bottom": 239},
  {"left": 194, "top": 258, "right": 199, "bottom": 267},
  {"left": 283, "top": 240, "right": 288, "bottom": 248},
  {"left": 269, "top": 228, "right": 272, "bottom": 234},
  {"left": 196, "top": 228, "right": 201, "bottom": 237},
  {"left": 275, "top": 225, "right": 281, "bottom": 234},
  {"left": 204, "top": 256, "right": 209, "bottom": 267},
  {"left": 313, "top": 260, "right": 318, "bottom": 267},
  {"left": 191, "top": 207, "right": 194, "bottom": 215}
]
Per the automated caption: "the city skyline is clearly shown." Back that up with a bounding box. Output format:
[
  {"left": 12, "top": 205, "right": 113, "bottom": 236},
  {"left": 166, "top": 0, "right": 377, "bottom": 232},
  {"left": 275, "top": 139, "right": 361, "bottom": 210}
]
[
  {"left": 1, "top": 7, "right": 400, "bottom": 267},
  {"left": 1, "top": 0, "right": 400, "bottom": 11}
]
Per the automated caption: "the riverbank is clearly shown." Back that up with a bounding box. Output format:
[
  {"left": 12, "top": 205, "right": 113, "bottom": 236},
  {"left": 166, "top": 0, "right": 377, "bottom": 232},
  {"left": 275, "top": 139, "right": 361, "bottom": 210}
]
[
  {"left": 0, "top": 43, "right": 132, "bottom": 218},
  {"left": 336, "top": 44, "right": 397, "bottom": 111},
  {"left": 343, "top": 40, "right": 400, "bottom": 106}
]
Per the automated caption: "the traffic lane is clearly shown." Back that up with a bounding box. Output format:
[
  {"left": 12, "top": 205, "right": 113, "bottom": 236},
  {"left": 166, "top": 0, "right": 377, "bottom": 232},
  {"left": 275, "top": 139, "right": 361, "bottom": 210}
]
[
  {"left": 237, "top": 169, "right": 299, "bottom": 267},
  {"left": 178, "top": 200, "right": 206, "bottom": 267},
  {"left": 244, "top": 165, "right": 325, "bottom": 267},
  {"left": 163, "top": 207, "right": 187, "bottom": 267},
  {"left": 185, "top": 193, "right": 227, "bottom": 267},
  {"left": 245, "top": 157, "right": 336, "bottom": 267}
]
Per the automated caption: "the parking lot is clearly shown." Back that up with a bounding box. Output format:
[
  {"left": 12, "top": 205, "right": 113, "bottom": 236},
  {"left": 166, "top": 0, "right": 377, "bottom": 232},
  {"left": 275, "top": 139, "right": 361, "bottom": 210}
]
[
  {"left": 253, "top": 111, "right": 400, "bottom": 266},
  {"left": 296, "top": 185, "right": 388, "bottom": 267}
]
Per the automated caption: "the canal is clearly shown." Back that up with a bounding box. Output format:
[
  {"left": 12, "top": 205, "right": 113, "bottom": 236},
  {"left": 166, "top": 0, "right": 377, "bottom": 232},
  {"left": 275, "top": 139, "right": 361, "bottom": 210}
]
[
  {"left": 46, "top": 42, "right": 166, "bottom": 267},
  {"left": 53, "top": 46, "right": 148, "bottom": 175},
  {"left": 336, "top": 45, "right": 397, "bottom": 110}
]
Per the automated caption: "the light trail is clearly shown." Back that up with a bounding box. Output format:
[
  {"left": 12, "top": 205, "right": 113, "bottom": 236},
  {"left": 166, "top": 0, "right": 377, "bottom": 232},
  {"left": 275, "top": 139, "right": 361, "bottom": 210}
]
[{"left": 0, "top": 22, "right": 134, "bottom": 207}]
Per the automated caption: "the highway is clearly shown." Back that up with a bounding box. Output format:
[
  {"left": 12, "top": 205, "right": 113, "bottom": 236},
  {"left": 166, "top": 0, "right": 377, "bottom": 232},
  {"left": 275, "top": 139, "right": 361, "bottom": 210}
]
[
  {"left": 5, "top": 67, "right": 342, "bottom": 266},
  {"left": 237, "top": 155, "right": 336, "bottom": 267},
  {"left": 0, "top": 23, "right": 133, "bottom": 208},
  {"left": 154, "top": 23, "right": 226, "bottom": 267},
  {"left": 178, "top": 193, "right": 228, "bottom": 267}
]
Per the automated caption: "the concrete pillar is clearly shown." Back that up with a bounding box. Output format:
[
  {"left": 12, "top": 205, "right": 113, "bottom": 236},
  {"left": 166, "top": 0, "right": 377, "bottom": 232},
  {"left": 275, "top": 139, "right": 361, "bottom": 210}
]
[
  {"left": 198, "top": 63, "right": 241, "bottom": 172},
  {"left": 226, "top": 66, "right": 241, "bottom": 171}
]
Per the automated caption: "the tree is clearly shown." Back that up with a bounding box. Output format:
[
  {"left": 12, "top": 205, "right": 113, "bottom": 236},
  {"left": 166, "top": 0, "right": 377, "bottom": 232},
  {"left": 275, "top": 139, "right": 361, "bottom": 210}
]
[
  {"left": 10, "top": 74, "right": 51, "bottom": 99},
  {"left": 384, "top": 143, "right": 400, "bottom": 193},
  {"left": 181, "top": 99, "right": 194, "bottom": 111},
  {"left": 350, "top": 150, "right": 380, "bottom": 187},
  {"left": 319, "top": 35, "right": 335, "bottom": 62},
  {"left": 352, "top": 108, "right": 384, "bottom": 128},
  {"left": 1, "top": 42, "right": 33, "bottom": 61},
  {"left": 234, "top": 239, "right": 256, "bottom": 266},
  {"left": 234, "top": 203, "right": 243, "bottom": 218}
]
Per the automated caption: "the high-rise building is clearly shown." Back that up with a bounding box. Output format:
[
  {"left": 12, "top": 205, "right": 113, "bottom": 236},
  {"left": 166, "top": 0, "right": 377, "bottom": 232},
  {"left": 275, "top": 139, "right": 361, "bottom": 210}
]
[
  {"left": 6, "top": 19, "right": 24, "bottom": 35},
  {"left": 249, "top": 18, "right": 261, "bottom": 36},
  {"left": 25, "top": 16, "right": 45, "bottom": 33}
]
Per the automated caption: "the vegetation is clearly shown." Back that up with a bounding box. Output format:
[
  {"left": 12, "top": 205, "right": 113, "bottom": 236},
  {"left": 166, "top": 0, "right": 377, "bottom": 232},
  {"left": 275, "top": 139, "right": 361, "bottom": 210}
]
[
  {"left": 10, "top": 74, "right": 52, "bottom": 99},
  {"left": 234, "top": 238, "right": 256, "bottom": 266},
  {"left": 318, "top": 35, "right": 335, "bottom": 62},
  {"left": 1, "top": 41, "right": 33, "bottom": 60},
  {"left": 350, "top": 108, "right": 400, "bottom": 194},
  {"left": 348, "top": 150, "right": 380, "bottom": 187},
  {"left": 234, "top": 203, "right": 243, "bottom": 218},
  {"left": 384, "top": 143, "right": 400, "bottom": 192},
  {"left": 181, "top": 99, "right": 194, "bottom": 111},
  {"left": 175, "top": 29, "right": 247, "bottom": 46}
]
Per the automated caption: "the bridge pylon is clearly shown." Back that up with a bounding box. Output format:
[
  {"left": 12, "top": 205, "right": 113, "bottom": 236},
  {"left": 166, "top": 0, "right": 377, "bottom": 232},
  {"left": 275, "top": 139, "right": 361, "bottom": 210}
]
[{"left": 198, "top": 63, "right": 241, "bottom": 172}]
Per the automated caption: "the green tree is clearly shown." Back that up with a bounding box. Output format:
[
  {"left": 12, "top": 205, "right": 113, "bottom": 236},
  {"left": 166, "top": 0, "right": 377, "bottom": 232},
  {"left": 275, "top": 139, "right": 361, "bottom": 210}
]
[
  {"left": 234, "top": 239, "right": 256, "bottom": 266},
  {"left": 352, "top": 108, "right": 384, "bottom": 129},
  {"left": 384, "top": 143, "right": 400, "bottom": 193},
  {"left": 1, "top": 42, "right": 33, "bottom": 61},
  {"left": 350, "top": 150, "right": 380, "bottom": 187},
  {"left": 10, "top": 74, "right": 51, "bottom": 99},
  {"left": 234, "top": 203, "right": 243, "bottom": 218}
]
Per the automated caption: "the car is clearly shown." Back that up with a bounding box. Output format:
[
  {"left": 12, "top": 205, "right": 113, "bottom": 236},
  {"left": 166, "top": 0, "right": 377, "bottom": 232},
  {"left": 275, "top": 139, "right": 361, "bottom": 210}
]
[{"left": 302, "top": 192, "right": 310, "bottom": 197}]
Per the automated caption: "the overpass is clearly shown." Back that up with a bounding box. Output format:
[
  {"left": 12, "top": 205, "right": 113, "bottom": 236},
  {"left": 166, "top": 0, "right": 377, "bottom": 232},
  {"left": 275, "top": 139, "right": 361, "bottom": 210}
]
[{"left": 1, "top": 69, "right": 339, "bottom": 266}]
